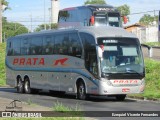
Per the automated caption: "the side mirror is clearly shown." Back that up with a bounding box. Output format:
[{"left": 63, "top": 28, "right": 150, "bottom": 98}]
[
  {"left": 122, "top": 16, "right": 128, "bottom": 24},
  {"left": 98, "top": 46, "right": 103, "bottom": 58}
]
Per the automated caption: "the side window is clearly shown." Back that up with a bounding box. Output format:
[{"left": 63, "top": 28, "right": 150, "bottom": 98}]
[
  {"left": 54, "top": 34, "right": 69, "bottom": 55},
  {"left": 30, "top": 36, "right": 43, "bottom": 55},
  {"left": 58, "top": 10, "right": 70, "bottom": 22},
  {"left": 13, "top": 38, "right": 21, "bottom": 56},
  {"left": 21, "top": 38, "right": 30, "bottom": 55},
  {"left": 7, "top": 40, "right": 13, "bottom": 56},
  {"left": 80, "top": 33, "right": 96, "bottom": 49},
  {"left": 80, "top": 33, "right": 98, "bottom": 76},
  {"left": 69, "top": 33, "right": 82, "bottom": 58},
  {"left": 43, "top": 36, "right": 54, "bottom": 55}
]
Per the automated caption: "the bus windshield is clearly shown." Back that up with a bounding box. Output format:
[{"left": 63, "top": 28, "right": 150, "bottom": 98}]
[
  {"left": 97, "top": 37, "right": 144, "bottom": 76},
  {"left": 108, "top": 12, "right": 120, "bottom": 27},
  {"left": 94, "top": 12, "right": 120, "bottom": 27}
]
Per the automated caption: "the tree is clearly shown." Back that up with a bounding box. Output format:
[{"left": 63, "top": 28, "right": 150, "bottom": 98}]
[
  {"left": 35, "top": 23, "right": 58, "bottom": 32},
  {"left": 139, "top": 14, "right": 158, "bottom": 26},
  {"left": 84, "top": 0, "right": 106, "bottom": 5},
  {"left": 2, "top": 20, "right": 29, "bottom": 42},
  {"left": 117, "top": 4, "right": 130, "bottom": 23},
  {"left": 1, "top": 0, "right": 9, "bottom": 11},
  {"left": 117, "top": 4, "right": 130, "bottom": 16}
]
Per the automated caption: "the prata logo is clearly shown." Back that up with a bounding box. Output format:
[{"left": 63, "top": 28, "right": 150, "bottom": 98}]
[{"left": 53, "top": 58, "right": 68, "bottom": 66}]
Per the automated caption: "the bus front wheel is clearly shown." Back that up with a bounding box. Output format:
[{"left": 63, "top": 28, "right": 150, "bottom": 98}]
[
  {"left": 24, "top": 78, "right": 31, "bottom": 94},
  {"left": 77, "top": 81, "right": 88, "bottom": 100},
  {"left": 17, "top": 78, "right": 24, "bottom": 93}
]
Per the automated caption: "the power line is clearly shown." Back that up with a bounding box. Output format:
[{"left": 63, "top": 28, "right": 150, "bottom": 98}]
[{"left": 129, "top": 10, "right": 160, "bottom": 15}]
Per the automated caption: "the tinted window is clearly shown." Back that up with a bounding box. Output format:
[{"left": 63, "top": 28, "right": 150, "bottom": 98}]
[
  {"left": 80, "top": 33, "right": 96, "bottom": 49},
  {"left": 30, "top": 36, "right": 43, "bottom": 55},
  {"left": 43, "top": 36, "right": 54, "bottom": 55},
  {"left": 58, "top": 10, "right": 70, "bottom": 22},
  {"left": 69, "top": 33, "right": 82, "bottom": 57},
  {"left": 13, "top": 38, "right": 21, "bottom": 55},
  {"left": 54, "top": 34, "right": 69, "bottom": 54},
  {"left": 21, "top": 38, "right": 30, "bottom": 55},
  {"left": 80, "top": 33, "right": 98, "bottom": 76},
  {"left": 7, "top": 40, "right": 13, "bottom": 56}
]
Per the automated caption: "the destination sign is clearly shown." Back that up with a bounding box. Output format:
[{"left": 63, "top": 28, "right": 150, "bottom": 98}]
[{"left": 96, "top": 8, "right": 114, "bottom": 11}]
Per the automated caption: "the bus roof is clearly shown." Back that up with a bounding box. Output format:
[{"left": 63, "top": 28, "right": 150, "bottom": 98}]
[
  {"left": 15, "top": 26, "right": 137, "bottom": 39},
  {"left": 77, "top": 26, "right": 137, "bottom": 38},
  {"left": 61, "top": 4, "right": 117, "bottom": 11}
]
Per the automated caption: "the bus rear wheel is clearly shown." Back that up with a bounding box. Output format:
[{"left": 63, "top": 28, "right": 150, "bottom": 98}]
[
  {"left": 24, "top": 78, "right": 31, "bottom": 94},
  {"left": 17, "top": 78, "right": 24, "bottom": 93},
  {"left": 77, "top": 81, "right": 88, "bottom": 100},
  {"left": 115, "top": 95, "right": 126, "bottom": 101}
]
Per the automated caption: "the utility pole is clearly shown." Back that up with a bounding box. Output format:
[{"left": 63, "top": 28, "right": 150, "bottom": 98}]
[
  {"left": 0, "top": 0, "right": 2, "bottom": 43},
  {"left": 44, "top": 0, "right": 46, "bottom": 30},
  {"left": 30, "top": 14, "right": 32, "bottom": 32},
  {"left": 158, "top": 11, "right": 160, "bottom": 42}
]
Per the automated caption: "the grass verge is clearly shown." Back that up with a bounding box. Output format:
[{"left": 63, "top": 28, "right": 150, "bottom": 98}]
[
  {"left": 129, "top": 59, "right": 160, "bottom": 100},
  {"left": 144, "top": 42, "right": 160, "bottom": 47},
  {"left": 0, "top": 43, "right": 6, "bottom": 86}
]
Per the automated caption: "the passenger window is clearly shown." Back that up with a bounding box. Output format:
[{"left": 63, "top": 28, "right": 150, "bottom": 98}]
[
  {"left": 13, "top": 38, "right": 21, "bottom": 55},
  {"left": 21, "top": 38, "right": 30, "bottom": 55},
  {"left": 30, "top": 36, "right": 43, "bottom": 55},
  {"left": 7, "top": 41, "right": 13, "bottom": 56},
  {"left": 54, "top": 34, "right": 69, "bottom": 55},
  {"left": 69, "top": 33, "right": 82, "bottom": 58},
  {"left": 43, "top": 36, "right": 54, "bottom": 55}
]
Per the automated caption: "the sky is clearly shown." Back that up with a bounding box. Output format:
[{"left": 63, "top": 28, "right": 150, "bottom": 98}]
[{"left": 3, "top": 0, "right": 160, "bottom": 30}]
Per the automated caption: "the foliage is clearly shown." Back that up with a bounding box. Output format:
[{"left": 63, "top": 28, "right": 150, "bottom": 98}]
[
  {"left": 1, "top": 0, "right": 8, "bottom": 6},
  {"left": 0, "top": 43, "right": 6, "bottom": 86},
  {"left": 53, "top": 101, "right": 83, "bottom": 118},
  {"left": 117, "top": 4, "right": 130, "bottom": 16},
  {"left": 144, "top": 42, "right": 160, "bottom": 47},
  {"left": 1, "top": 0, "right": 10, "bottom": 11},
  {"left": 34, "top": 23, "right": 58, "bottom": 32},
  {"left": 117, "top": 4, "right": 130, "bottom": 23},
  {"left": 139, "top": 14, "right": 158, "bottom": 26},
  {"left": 84, "top": 0, "right": 106, "bottom": 5},
  {"left": 2, "top": 18, "right": 29, "bottom": 42},
  {"left": 129, "top": 59, "right": 160, "bottom": 99}
]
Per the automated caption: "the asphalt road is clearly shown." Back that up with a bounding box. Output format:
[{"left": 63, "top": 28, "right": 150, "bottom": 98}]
[{"left": 0, "top": 87, "right": 160, "bottom": 120}]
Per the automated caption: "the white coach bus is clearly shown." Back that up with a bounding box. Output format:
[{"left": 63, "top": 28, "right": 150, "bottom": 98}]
[{"left": 6, "top": 26, "right": 145, "bottom": 101}]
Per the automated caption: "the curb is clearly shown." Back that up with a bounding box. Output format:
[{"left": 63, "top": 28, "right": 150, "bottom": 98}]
[{"left": 127, "top": 96, "right": 160, "bottom": 103}]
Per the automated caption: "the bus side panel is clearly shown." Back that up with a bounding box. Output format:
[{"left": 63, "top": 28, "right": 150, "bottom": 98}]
[
  {"left": 6, "top": 66, "right": 16, "bottom": 87},
  {"left": 48, "top": 72, "right": 60, "bottom": 91}
]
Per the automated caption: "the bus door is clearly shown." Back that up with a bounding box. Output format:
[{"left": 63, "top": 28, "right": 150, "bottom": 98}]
[{"left": 80, "top": 33, "right": 98, "bottom": 77}]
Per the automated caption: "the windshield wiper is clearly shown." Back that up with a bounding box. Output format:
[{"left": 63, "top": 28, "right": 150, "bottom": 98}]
[{"left": 125, "top": 69, "right": 143, "bottom": 77}]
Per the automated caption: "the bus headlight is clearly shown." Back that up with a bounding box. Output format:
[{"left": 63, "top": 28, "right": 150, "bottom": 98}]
[
  {"left": 141, "top": 79, "right": 145, "bottom": 85},
  {"left": 106, "top": 80, "right": 113, "bottom": 86}
]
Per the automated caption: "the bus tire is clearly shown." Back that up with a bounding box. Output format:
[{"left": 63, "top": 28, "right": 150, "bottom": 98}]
[
  {"left": 77, "top": 81, "right": 88, "bottom": 100},
  {"left": 17, "top": 77, "right": 24, "bottom": 93},
  {"left": 116, "top": 95, "right": 126, "bottom": 101},
  {"left": 24, "top": 78, "right": 31, "bottom": 94}
]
